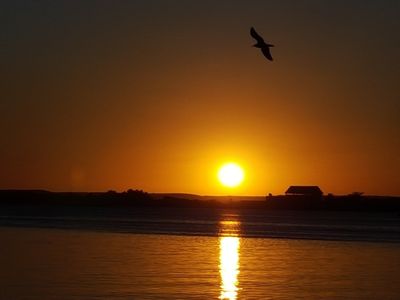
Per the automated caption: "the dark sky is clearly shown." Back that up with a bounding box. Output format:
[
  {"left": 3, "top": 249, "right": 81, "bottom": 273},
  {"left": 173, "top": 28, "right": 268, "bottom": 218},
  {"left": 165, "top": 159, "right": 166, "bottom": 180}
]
[{"left": 1, "top": 1, "right": 399, "bottom": 195}]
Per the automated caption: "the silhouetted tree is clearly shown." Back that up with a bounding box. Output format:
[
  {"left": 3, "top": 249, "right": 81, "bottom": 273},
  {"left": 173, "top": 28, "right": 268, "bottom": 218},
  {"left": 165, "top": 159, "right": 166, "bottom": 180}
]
[
  {"left": 125, "top": 189, "right": 151, "bottom": 201},
  {"left": 349, "top": 192, "right": 364, "bottom": 197}
]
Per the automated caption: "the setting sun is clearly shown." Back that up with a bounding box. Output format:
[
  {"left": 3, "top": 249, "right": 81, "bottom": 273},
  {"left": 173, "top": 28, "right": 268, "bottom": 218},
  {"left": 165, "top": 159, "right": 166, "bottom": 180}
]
[{"left": 218, "top": 163, "right": 245, "bottom": 188}]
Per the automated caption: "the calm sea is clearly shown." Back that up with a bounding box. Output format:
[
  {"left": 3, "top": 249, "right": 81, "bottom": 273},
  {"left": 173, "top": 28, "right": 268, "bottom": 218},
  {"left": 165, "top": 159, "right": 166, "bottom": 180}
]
[{"left": 1, "top": 207, "right": 400, "bottom": 299}]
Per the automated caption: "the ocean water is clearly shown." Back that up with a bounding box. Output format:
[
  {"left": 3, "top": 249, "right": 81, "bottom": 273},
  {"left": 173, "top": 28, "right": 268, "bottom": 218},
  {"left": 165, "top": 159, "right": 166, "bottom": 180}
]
[
  {"left": 1, "top": 209, "right": 400, "bottom": 299},
  {"left": 1, "top": 207, "right": 400, "bottom": 243}
]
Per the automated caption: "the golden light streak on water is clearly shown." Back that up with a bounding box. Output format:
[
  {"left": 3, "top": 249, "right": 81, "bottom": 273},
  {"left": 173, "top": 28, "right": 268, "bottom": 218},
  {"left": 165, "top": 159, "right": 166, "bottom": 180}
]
[{"left": 219, "top": 218, "right": 240, "bottom": 300}]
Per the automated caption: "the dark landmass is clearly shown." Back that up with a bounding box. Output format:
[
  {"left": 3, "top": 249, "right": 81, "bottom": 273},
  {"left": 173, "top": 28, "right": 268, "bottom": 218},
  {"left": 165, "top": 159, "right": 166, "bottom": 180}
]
[
  {"left": 1, "top": 189, "right": 399, "bottom": 212},
  {"left": 1, "top": 189, "right": 400, "bottom": 242}
]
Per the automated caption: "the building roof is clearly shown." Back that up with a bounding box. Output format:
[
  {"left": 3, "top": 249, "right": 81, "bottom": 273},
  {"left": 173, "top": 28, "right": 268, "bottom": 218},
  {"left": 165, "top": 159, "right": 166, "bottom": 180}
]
[{"left": 285, "top": 186, "right": 323, "bottom": 195}]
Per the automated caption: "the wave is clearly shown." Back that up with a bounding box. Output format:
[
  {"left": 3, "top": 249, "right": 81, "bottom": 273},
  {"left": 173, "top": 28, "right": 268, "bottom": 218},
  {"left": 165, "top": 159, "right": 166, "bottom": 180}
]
[{"left": 1, "top": 208, "right": 399, "bottom": 243}]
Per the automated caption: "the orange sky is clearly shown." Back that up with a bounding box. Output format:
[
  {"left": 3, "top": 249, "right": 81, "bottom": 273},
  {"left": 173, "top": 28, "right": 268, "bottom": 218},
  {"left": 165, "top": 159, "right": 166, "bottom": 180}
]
[{"left": 1, "top": 1, "right": 399, "bottom": 195}]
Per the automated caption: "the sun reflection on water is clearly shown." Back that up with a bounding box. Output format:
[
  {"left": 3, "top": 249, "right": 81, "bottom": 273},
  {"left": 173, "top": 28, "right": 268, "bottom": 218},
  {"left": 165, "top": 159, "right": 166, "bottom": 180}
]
[{"left": 219, "top": 219, "right": 240, "bottom": 300}]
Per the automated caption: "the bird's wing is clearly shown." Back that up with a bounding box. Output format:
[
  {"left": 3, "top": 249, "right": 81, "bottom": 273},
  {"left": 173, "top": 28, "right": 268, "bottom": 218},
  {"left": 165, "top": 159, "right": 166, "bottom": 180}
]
[
  {"left": 261, "top": 47, "right": 273, "bottom": 61},
  {"left": 250, "top": 27, "right": 264, "bottom": 43}
]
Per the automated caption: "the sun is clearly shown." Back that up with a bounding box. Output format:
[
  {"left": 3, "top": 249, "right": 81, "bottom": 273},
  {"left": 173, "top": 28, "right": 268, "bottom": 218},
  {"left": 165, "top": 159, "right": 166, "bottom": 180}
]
[{"left": 218, "top": 163, "right": 245, "bottom": 188}]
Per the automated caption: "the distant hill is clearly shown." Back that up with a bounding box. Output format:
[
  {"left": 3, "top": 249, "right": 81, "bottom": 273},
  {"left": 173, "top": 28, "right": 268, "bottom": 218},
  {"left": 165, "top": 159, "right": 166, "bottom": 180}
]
[
  {"left": 151, "top": 193, "right": 266, "bottom": 202},
  {"left": 1, "top": 190, "right": 399, "bottom": 212}
]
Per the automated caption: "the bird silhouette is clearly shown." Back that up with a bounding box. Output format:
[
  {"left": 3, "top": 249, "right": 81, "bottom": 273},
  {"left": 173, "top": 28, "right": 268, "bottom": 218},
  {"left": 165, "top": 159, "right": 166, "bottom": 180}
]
[{"left": 250, "top": 27, "right": 274, "bottom": 61}]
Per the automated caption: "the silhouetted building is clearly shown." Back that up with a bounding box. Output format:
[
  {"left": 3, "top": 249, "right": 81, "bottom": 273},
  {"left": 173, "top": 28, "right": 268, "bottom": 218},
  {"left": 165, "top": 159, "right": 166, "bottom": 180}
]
[{"left": 285, "top": 186, "right": 323, "bottom": 197}]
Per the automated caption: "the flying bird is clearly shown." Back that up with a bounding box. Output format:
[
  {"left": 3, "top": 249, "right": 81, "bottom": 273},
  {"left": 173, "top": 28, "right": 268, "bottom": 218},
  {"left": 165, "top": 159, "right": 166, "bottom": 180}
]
[{"left": 250, "top": 27, "right": 274, "bottom": 61}]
